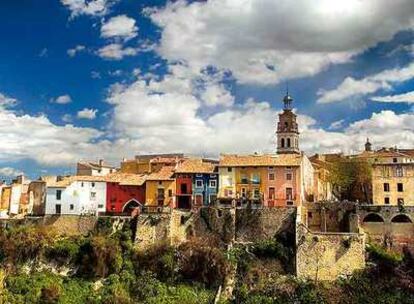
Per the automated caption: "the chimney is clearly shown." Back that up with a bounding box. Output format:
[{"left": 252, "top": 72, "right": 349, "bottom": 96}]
[{"left": 99, "top": 159, "right": 104, "bottom": 167}]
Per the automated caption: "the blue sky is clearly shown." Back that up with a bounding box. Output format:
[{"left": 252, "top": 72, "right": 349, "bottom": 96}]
[{"left": 0, "top": 0, "right": 413, "bottom": 179}]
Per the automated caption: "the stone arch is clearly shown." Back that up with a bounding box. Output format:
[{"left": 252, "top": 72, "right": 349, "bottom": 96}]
[
  {"left": 363, "top": 213, "right": 384, "bottom": 223},
  {"left": 122, "top": 199, "right": 142, "bottom": 214},
  {"left": 391, "top": 214, "right": 412, "bottom": 223}
]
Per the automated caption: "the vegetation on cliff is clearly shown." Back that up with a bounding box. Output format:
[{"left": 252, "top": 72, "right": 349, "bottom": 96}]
[{"left": 1, "top": 222, "right": 414, "bottom": 303}]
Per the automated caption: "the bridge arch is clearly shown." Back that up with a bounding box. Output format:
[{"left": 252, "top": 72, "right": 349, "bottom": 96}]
[
  {"left": 391, "top": 214, "right": 412, "bottom": 223},
  {"left": 122, "top": 199, "right": 142, "bottom": 214},
  {"left": 363, "top": 213, "right": 384, "bottom": 223}
]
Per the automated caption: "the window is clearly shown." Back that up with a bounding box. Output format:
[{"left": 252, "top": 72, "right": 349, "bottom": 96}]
[
  {"left": 308, "top": 212, "right": 313, "bottom": 219},
  {"left": 56, "top": 190, "right": 62, "bottom": 200},
  {"left": 91, "top": 182, "right": 95, "bottom": 187},
  {"left": 397, "top": 198, "right": 404, "bottom": 205},
  {"left": 227, "top": 167, "right": 232, "bottom": 172},
  {"left": 168, "top": 189, "right": 173, "bottom": 197},
  {"left": 55, "top": 204, "right": 61, "bottom": 214},
  {"left": 240, "top": 174, "right": 249, "bottom": 184},
  {"left": 268, "top": 187, "right": 275, "bottom": 199},
  {"left": 281, "top": 138, "right": 285, "bottom": 148},
  {"left": 286, "top": 201, "right": 293, "bottom": 206},
  {"left": 384, "top": 197, "right": 390, "bottom": 205},
  {"left": 69, "top": 204, "right": 74, "bottom": 210},
  {"left": 253, "top": 188, "right": 260, "bottom": 199},
  {"left": 209, "top": 180, "right": 217, "bottom": 188},
  {"left": 396, "top": 166, "right": 403, "bottom": 177},
  {"left": 286, "top": 173, "right": 292, "bottom": 180},
  {"left": 383, "top": 183, "right": 390, "bottom": 192},
  {"left": 195, "top": 194, "right": 203, "bottom": 205},
  {"left": 287, "top": 138, "right": 291, "bottom": 147},
  {"left": 224, "top": 189, "right": 233, "bottom": 197},
  {"left": 196, "top": 180, "right": 203, "bottom": 188},
  {"left": 241, "top": 188, "right": 246, "bottom": 198},
  {"left": 286, "top": 187, "right": 293, "bottom": 200},
  {"left": 98, "top": 204, "right": 104, "bottom": 209},
  {"left": 90, "top": 192, "right": 96, "bottom": 200},
  {"left": 393, "top": 158, "right": 398, "bottom": 163},
  {"left": 268, "top": 173, "right": 275, "bottom": 180},
  {"left": 397, "top": 183, "right": 404, "bottom": 192},
  {"left": 210, "top": 174, "right": 216, "bottom": 178},
  {"left": 81, "top": 182, "right": 84, "bottom": 187},
  {"left": 196, "top": 173, "right": 203, "bottom": 177}
]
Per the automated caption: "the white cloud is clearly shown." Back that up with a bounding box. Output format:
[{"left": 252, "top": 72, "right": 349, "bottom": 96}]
[
  {"left": 0, "top": 107, "right": 105, "bottom": 166},
  {"left": 67, "top": 45, "right": 86, "bottom": 57},
  {"left": 106, "top": 62, "right": 414, "bottom": 157},
  {"left": 201, "top": 83, "right": 234, "bottom": 107},
  {"left": 62, "top": 114, "right": 72, "bottom": 122},
  {"left": 0, "top": 93, "right": 17, "bottom": 109},
  {"left": 148, "top": 0, "right": 414, "bottom": 85},
  {"left": 101, "top": 15, "right": 138, "bottom": 41},
  {"left": 317, "top": 62, "right": 414, "bottom": 103},
  {"left": 328, "top": 119, "right": 345, "bottom": 130},
  {"left": 97, "top": 43, "right": 138, "bottom": 60},
  {"left": 0, "top": 167, "right": 24, "bottom": 177},
  {"left": 371, "top": 91, "right": 414, "bottom": 103},
  {"left": 61, "top": 0, "right": 118, "bottom": 18},
  {"left": 51, "top": 94, "right": 72, "bottom": 104},
  {"left": 77, "top": 108, "right": 98, "bottom": 119}
]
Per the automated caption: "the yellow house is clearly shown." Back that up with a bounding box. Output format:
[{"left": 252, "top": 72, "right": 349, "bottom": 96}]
[
  {"left": 145, "top": 166, "right": 176, "bottom": 207},
  {"left": 218, "top": 154, "right": 313, "bottom": 207},
  {"left": 370, "top": 150, "right": 414, "bottom": 206},
  {"left": 120, "top": 154, "right": 183, "bottom": 174},
  {"left": 0, "top": 185, "right": 11, "bottom": 211},
  {"left": 354, "top": 147, "right": 414, "bottom": 206}
]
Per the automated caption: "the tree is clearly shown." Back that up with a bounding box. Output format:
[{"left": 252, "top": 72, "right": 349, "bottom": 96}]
[{"left": 327, "top": 158, "right": 372, "bottom": 202}]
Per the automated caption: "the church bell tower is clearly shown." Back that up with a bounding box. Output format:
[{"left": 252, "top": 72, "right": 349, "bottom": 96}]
[{"left": 276, "top": 92, "right": 300, "bottom": 154}]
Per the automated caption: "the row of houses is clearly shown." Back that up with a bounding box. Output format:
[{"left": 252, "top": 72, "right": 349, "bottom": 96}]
[{"left": 0, "top": 152, "right": 321, "bottom": 217}]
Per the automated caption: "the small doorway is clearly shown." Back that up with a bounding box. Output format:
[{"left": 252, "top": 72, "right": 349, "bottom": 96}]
[{"left": 55, "top": 204, "right": 61, "bottom": 214}]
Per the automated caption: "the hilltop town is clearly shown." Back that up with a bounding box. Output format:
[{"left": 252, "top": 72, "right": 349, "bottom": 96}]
[{"left": 1, "top": 93, "right": 414, "bottom": 302}]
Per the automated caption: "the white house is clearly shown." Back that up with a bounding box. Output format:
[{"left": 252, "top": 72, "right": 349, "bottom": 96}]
[
  {"left": 45, "top": 176, "right": 107, "bottom": 215},
  {"left": 76, "top": 159, "right": 116, "bottom": 176}
]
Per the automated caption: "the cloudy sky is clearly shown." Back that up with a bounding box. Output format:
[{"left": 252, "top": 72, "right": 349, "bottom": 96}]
[{"left": 0, "top": 0, "right": 414, "bottom": 178}]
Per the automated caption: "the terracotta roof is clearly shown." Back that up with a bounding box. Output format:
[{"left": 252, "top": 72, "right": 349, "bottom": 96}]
[
  {"left": 175, "top": 159, "right": 216, "bottom": 174},
  {"left": 146, "top": 166, "right": 175, "bottom": 181},
  {"left": 219, "top": 154, "right": 302, "bottom": 167},
  {"left": 106, "top": 173, "right": 146, "bottom": 186},
  {"left": 150, "top": 156, "right": 182, "bottom": 164},
  {"left": 78, "top": 161, "right": 115, "bottom": 169}
]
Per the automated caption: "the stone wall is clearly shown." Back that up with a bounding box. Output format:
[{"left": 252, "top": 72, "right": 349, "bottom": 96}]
[
  {"left": 0, "top": 215, "right": 103, "bottom": 235},
  {"left": 236, "top": 207, "right": 296, "bottom": 242},
  {"left": 134, "top": 207, "right": 296, "bottom": 249},
  {"left": 358, "top": 205, "right": 414, "bottom": 252},
  {"left": 296, "top": 224, "right": 365, "bottom": 281}
]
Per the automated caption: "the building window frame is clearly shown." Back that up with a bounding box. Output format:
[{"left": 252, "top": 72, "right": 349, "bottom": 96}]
[
  {"left": 56, "top": 189, "right": 62, "bottom": 201},
  {"left": 397, "top": 183, "right": 404, "bottom": 192},
  {"left": 209, "top": 180, "right": 217, "bottom": 188},
  {"left": 195, "top": 179, "right": 203, "bottom": 188},
  {"left": 383, "top": 183, "right": 390, "bottom": 192}
]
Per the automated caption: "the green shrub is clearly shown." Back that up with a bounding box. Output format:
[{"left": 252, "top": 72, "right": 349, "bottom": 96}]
[
  {"left": 367, "top": 243, "right": 403, "bottom": 270},
  {"left": 45, "top": 238, "right": 81, "bottom": 264}
]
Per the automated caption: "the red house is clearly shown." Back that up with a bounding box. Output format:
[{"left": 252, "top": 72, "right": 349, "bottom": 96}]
[{"left": 105, "top": 173, "right": 146, "bottom": 215}]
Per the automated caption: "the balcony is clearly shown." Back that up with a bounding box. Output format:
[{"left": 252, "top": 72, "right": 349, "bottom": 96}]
[{"left": 240, "top": 178, "right": 249, "bottom": 184}]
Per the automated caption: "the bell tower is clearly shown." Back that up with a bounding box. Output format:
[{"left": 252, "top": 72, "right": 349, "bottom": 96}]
[{"left": 276, "top": 91, "right": 300, "bottom": 154}]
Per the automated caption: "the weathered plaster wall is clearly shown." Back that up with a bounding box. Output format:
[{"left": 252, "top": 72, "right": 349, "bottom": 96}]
[{"left": 296, "top": 224, "right": 365, "bottom": 281}]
